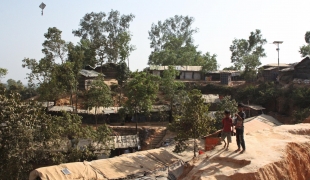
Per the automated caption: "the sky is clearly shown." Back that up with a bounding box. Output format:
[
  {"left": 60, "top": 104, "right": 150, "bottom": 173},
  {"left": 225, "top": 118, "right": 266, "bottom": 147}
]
[{"left": 1, "top": 0, "right": 309, "bottom": 84}]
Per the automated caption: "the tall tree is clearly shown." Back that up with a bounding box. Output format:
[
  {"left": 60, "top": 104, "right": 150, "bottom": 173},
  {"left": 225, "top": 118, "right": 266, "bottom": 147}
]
[
  {"left": 42, "top": 27, "right": 68, "bottom": 64},
  {"left": 161, "top": 66, "right": 185, "bottom": 122},
  {"left": 169, "top": 89, "right": 215, "bottom": 157},
  {"left": 124, "top": 71, "right": 160, "bottom": 133},
  {"left": 148, "top": 15, "right": 218, "bottom": 67},
  {"left": 299, "top": 31, "right": 310, "bottom": 57},
  {"left": 22, "top": 27, "right": 69, "bottom": 103},
  {"left": 230, "top": 29, "right": 267, "bottom": 78},
  {"left": 116, "top": 61, "right": 130, "bottom": 106},
  {"left": 73, "top": 10, "right": 135, "bottom": 69},
  {"left": 148, "top": 15, "right": 198, "bottom": 65},
  {"left": 84, "top": 75, "right": 113, "bottom": 128}
]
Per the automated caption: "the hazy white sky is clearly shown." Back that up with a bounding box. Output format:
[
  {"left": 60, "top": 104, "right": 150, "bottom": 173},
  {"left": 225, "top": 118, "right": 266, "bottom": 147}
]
[{"left": 1, "top": 0, "right": 309, "bottom": 83}]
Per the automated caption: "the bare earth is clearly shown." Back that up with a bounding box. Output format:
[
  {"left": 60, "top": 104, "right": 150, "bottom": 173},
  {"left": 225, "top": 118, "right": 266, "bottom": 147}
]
[{"left": 174, "top": 123, "right": 310, "bottom": 180}]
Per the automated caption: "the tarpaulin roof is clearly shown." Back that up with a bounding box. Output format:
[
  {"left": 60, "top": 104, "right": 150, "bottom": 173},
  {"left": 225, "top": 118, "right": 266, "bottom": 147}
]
[
  {"left": 201, "top": 94, "right": 220, "bottom": 103},
  {"left": 29, "top": 149, "right": 182, "bottom": 180},
  {"left": 79, "top": 69, "right": 103, "bottom": 77},
  {"left": 29, "top": 161, "right": 107, "bottom": 180}
]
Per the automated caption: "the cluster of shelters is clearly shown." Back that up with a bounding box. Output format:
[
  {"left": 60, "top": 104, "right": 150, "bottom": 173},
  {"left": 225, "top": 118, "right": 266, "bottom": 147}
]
[
  {"left": 47, "top": 105, "right": 170, "bottom": 124},
  {"left": 29, "top": 149, "right": 184, "bottom": 180},
  {"left": 262, "top": 56, "right": 310, "bottom": 83},
  {"left": 148, "top": 65, "right": 241, "bottom": 85}
]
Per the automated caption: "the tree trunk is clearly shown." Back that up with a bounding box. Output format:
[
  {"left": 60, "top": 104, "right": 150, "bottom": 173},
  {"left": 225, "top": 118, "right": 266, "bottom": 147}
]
[
  {"left": 70, "top": 88, "right": 73, "bottom": 107},
  {"left": 169, "top": 99, "right": 173, "bottom": 123},
  {"left": 75, "top": 79, "right": 79, "bottom": 113},
  {"left": 95, "top": 107, "right": 98, "bottom": 130},
  {"left": 135, "top": 111, "right": 138, "bottom": 134}
]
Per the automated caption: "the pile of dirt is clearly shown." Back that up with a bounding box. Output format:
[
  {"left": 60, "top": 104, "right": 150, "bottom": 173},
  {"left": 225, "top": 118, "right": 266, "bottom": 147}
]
[{"left": 179, "top": 124, "right": 310, "bottom": 180}]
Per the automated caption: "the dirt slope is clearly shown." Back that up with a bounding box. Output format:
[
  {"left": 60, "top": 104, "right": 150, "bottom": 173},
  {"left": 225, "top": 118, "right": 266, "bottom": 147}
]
[{"left": 180, "top": 124, "right": 310, "bottom": 180}]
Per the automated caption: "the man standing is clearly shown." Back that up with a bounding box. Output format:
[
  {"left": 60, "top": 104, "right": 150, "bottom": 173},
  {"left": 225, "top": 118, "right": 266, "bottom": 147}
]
[
  {"left": 221, "top": 110, "right": 233, "bottom": 149},
  {"left": 234, "top": 103, "right": 246, "bottom": 153}
]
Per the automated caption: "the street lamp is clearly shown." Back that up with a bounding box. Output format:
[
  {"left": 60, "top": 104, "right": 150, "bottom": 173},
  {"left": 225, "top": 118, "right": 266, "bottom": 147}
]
[{"left": 273, "top": 41, "right": 283, "bottom": 72}]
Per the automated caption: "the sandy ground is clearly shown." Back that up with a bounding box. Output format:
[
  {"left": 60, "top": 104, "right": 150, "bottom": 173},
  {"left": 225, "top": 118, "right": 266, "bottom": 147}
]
[{"left": 176, "top": 123, "right": 310, "bottom": 179}]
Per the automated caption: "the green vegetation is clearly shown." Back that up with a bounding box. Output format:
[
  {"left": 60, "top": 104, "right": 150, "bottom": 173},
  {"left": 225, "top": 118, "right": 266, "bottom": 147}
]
[
  {"left": 123, "top": 71, "right": 160, "bottom": 132},
  {"left": 299, "top": 31, "right": 310, "bottom": 57},
  {"left": 161, "top": 66, "right": 185, "bottom": 122},
  {"left": 229, "top": 29, "right": 267, "bottom": 81},
  {"left": 0, "top": 91, "right": 112, "bottom": 179},
  {"left": 148, "top": 15, "right": 218, "bottom": 69},
  {"left": 214, "top": 96, "right": 238, "bottom": 130},
  {"left": 84, "top": 75, "right": 113, "bottom": 128},
  {"left": 169, "top": 89, "right": 215, "bottom": 156},
  {"left": 3, "top": 9, "right": 310, "bottom": 178}
]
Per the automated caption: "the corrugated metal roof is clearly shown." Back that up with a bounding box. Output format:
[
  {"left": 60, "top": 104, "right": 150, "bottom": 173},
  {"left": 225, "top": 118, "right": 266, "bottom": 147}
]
[
  {"left": 244, "top": 104, "right": 265, "bottom": 110},
  {"left": 263, "top": 63, "right": 290, "bottom": 67},
  {"left": 79, "top": 69, "right": 103, "bottom": 77},
  {"left": 244, "top": 114, "right": 282, "bottom": 126},
  {"left": 264, "top": 67, "right": 277, "bottom": 71},
  {"left": 150, "top": 65, "right": 202, "bottom": 71},
  {"left": 48, "top": 106, "right": 88, "bottom": 113},
  {"left": 220, "top": 71, "right": 241, "bottom": 76},
  {"left": 48, "top": 105, "right": 170, "bottom": 114},
  {"left": 202, "top": 94, "right": 220, "bottom": 103}
]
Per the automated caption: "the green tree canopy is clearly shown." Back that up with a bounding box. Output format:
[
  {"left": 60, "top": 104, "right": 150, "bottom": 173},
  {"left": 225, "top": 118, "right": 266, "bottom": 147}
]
[
  {"left": 0, "top": 92, "right": 111, "bottom": 179},
  {"left": 299, "top": 31, "right": 310, "bottom": 57},
  {"left": 148, "top": 15, "right": 218, "bottom": 68},
  {"left": 124, "top": 71, "right": 160, "bottom": 132},
  {"left": 230, "top": 29, "right": 267, "bottom": 73},
  {"left": 161, "top": 66, "right": 185, "bottom": 122},
  {"left": 84, "top": 75, "right": 113, "bottom": 128},
  {"left": 73, "top": 10, "right": 135, "bottom": 67},
  {"left": 169, "top": 89, "right": 215, "bottom": 156}
]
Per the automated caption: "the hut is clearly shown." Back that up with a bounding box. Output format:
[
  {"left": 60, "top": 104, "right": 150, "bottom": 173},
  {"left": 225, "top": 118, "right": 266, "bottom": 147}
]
[
  {"left": 178, "top": 66, "right": 202, "bottom": 80},
  {"left": 263, "top": 67, "right": 278, "bottom": 82},
  {"left": 78, "top": 69, "right": 102, "bottom": 90},
  {"left": 149, "top": 65, "right": 203, "bottom": 80},
  {"left": 204, "top": 71, "right": 221, "bottom": 81},
  {"left": 293, "top": 56, "right": 310, "bottom": 79},
  {"left": 220, "top": 71, "right": 240, "bottom": 85},
  {"left": 85, "top": 63, "right": 119, "bottom": 80}
]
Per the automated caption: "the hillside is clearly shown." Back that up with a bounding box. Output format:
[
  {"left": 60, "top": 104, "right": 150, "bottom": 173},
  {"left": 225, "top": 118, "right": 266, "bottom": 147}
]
[{"left": 179, "top": 123, "right": 310, "bottom": 180}]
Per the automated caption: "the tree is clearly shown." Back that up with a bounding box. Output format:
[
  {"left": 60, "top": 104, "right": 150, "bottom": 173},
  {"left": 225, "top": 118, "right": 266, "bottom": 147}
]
[
  {"left": 169, "top": 89, "right": 215, "bottom": 157},
  {"left": 230, "top": 29, "right": 267, "bottom": 79},
  {"left": 200, "top": 52, "right": 219, "bottom": 72},
  {"left": 22, "top": 27, "right": 69, "bottom": 103},
  {"left": 6, "top": 79, "right": 24, "bottom": 93},
  {"left": 42, "top": 27, "right": 68, "bottom": 64},
  {"left": 299, "top": 31, "right": 310, "bottom": 57},
  {"left": 0, "top": 68, "right": 7, "bottom": 82},
  {"left": 161, "top": 66, "right": 185, "bottom": 122},
  {"left": 0, "top": 92, "right": 110, "bottom": 179},
  {"left": 148, "top": 15, "right": 218, "bottom": 67},
  {"left": 124, "top": 71, "right": 160, "bottom": 133},
  {"left": 73, "top": 10, "right": 135, "bottom": 70},
  {"left": 116, "top": 61, "right": 130, "bottom": 106},
  {"left": 84, "top": 75, "right": 113, "bottom": 128},
  {"left": 148, "top": 15, "right": 198, "bottom": 66},
  {"left": 214, "top": 96, "right": 238, "bottom": 130}
]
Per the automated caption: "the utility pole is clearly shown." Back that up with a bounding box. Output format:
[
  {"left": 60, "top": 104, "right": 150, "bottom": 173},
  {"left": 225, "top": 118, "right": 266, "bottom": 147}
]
[{"left": 273, "top": 41, "right": 283, "bottom": 72}]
